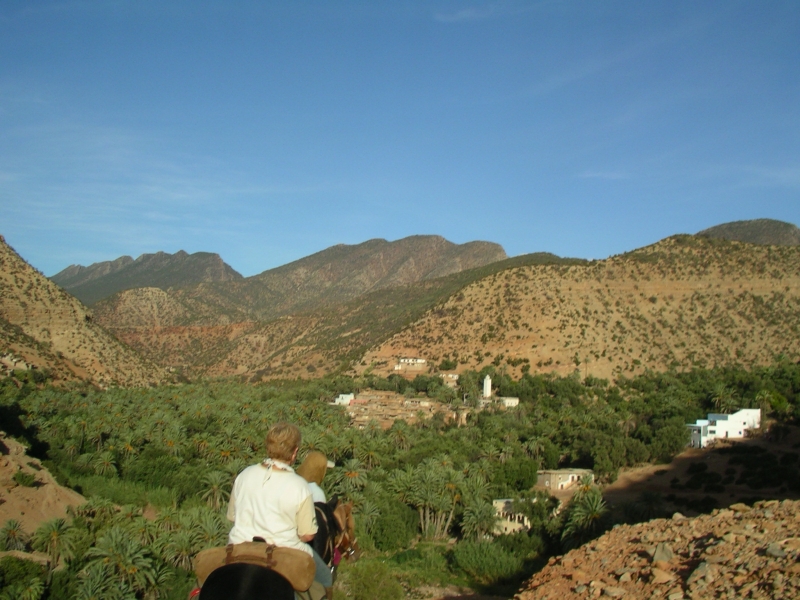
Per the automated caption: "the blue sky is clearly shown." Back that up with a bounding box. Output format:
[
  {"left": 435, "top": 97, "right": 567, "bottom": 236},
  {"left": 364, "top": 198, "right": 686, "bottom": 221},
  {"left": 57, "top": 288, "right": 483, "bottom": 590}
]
[{"left": 1, "top": 1, "right": 798, "bottom": 277}]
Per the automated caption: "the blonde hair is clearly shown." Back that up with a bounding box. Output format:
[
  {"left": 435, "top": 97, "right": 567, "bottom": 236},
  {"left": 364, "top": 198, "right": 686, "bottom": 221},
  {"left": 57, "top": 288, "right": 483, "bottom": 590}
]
[
  {"left": 296, "top": 451, "right": 328, "bottom": 485},
  {"left": 266, "top": 422, "right": 301, "bottom": 463}
]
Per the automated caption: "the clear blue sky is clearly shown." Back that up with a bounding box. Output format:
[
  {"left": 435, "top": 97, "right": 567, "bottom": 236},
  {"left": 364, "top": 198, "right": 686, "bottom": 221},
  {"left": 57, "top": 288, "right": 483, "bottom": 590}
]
[{"left": 1, "top": 1, "right": 798, "bottom": 277}]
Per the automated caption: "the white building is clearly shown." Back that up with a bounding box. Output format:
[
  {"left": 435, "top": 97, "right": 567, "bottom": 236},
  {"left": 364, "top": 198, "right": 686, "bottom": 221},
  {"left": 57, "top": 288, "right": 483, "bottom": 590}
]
[
  {"left": 483, "top": 375, "right": 492, "bottom": 399},
  {"left": 687, "top": 408, "right": 761, "bottom": 448},
  {"left": 492, "top": 499, "right": 531, "bottom": 535},
  {"left": 499, "top": 397, "right": 519, "bottom": 408},
  {"left": 333, "top": 393, "right": 354, "bottom": 406},
  {"left": 537, "top": 469, "right": 594, "bottom": 491}
]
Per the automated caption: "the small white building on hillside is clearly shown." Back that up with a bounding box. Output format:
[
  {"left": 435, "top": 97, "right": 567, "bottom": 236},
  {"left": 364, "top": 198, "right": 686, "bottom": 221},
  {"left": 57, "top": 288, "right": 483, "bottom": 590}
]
[
  {"left": 537, "top": 468, "right": 594, "bottom": 491},
  {"left": 492, "top": 499, "right": 531, "bottom": 535},
  {"left": 499, "top": 397, "right": 519, "bottom": 408},
  {"left": 687, "top": 408, "right": 761, "bottom": 448},
  {"left": 333, "top": 393, "right": 354, "bottom": 406}
]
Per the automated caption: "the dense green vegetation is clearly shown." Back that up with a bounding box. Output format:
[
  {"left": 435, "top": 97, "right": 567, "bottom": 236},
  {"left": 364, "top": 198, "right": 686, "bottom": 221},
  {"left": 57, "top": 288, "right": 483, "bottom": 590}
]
[{"left": 1, "top": 360, "right": 798, "bottom": 598}]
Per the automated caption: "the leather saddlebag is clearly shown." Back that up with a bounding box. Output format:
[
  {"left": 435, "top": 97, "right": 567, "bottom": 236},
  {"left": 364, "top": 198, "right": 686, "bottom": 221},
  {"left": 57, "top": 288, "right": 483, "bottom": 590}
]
[{"left": 193, "top": 541, "right": 316, "bottom": 591}]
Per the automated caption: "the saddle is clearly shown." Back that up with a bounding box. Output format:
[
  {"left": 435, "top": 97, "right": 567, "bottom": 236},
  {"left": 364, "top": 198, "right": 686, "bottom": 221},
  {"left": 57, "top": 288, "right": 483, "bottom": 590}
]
[{"left": 193, "top": 540, "right": 316, "bottom": 592}]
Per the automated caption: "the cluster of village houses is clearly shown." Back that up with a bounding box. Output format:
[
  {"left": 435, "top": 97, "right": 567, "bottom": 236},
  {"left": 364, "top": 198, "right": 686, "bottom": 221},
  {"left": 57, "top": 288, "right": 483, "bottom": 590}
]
[{"left": 347, "top": 357, "right": 767, "bottom": 537}]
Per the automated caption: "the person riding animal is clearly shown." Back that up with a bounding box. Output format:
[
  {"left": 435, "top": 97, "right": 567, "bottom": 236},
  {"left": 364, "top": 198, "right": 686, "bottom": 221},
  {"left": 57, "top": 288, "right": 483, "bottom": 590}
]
[
  {"left": 225, "top": 422, "right": 330, "bottom": 598},
  {"left": 296, "top": 451, "right": 340, "bottom": 596}
]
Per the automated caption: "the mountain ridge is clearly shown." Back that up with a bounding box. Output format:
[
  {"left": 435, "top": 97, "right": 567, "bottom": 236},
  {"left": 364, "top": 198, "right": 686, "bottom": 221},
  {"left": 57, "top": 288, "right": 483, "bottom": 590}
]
[
  {"left": 696, "top": 218, "right": 800, "bottom": 246},
  {"left": 0, "top": 235, "right": 165, "bottom": 387},
  {"left": 51, "top": 250, "right": 243, "bottom": 305}
]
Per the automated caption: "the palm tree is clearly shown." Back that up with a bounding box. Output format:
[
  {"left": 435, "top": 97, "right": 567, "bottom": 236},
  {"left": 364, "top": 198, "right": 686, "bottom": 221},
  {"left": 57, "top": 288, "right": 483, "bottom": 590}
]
[
  {"left": 711, "top": 383, "right": 734, "bottom": 413},
  {"left": 199, "top": 471, "right": 231, "bottom": 511},
  {"left": 355, "top": 440, "right": 382, "bottom": 469},
  {"left": 85, "top": 526, "right": 156, "bottom": 593},
  {"left": 0, "top": 577, "right": 45, "bottom": 600},
  {"left": 756, "top": 389, "right": 773, "bottom": 431},
  {"left": 461, "top": 500, "right": 498, "bottom": 540},
  {"left": 32, "top": 518, "right": 75, "bottom": 569},
  {"left": 143, "top": 562, "right": 175, "bottom": 600},
  {"left": 75, "top": 564, "right": 117, "bottom": 600},
  {"left": 0, "top": 518, "right": 29, "bottom": 551},
  {"left": 561, "top": 489, "right": 608, "bottom": 551},
  {"left": 523, "top": 437, "right": 544, "bottom": 460},
  {"left": 357, "top": 499, "right": 381, "bottom": 534},
  {"left": 338, "top": 458, "right": 367, "bottom": 496},
  {"left": 156, "top": 528, "right": 199, "bottom": 571},
  {"left": 92, "top": 451, "right": 117, "bottom": 477},
  {"left": 191, "top": 509, "right": 228, "bottom": 550}
]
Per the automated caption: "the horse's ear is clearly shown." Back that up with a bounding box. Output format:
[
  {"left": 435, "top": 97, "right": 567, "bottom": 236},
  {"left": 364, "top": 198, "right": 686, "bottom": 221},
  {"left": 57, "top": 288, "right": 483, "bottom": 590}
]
[{"left": 328, "top": 494, "right": 339, "bottom": 509}]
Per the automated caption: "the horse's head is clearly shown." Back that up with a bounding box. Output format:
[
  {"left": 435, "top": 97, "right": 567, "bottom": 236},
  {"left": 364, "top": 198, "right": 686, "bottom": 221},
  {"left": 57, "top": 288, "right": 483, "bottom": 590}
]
[{"left": 332, "top": 500, "right": 360, "bottom": 562}]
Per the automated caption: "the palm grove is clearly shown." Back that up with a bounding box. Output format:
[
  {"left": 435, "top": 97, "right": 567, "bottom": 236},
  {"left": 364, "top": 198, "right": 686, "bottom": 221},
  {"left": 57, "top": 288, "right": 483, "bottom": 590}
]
[{"left": 1, "top": 360, "right": 799, "bottom": 599}]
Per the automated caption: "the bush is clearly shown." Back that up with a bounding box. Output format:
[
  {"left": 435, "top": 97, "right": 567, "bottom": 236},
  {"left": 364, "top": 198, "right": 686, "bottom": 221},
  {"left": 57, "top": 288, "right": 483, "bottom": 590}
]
[
  {"left": 0, "top": 556, "right": 46, "bottom": 589},
  {"left": 341, "top": 560, "right": 404, "bottom": 600},
  {"left": 12, "top": 471, "right": 36, "bottom": 487},
  {"left": 451, "top": 541, "right": 523, "bottom": 585},
  {"left": 371, "top": 499, "right": 419, "bottom": 552},
  {"left": 493, "top": 531, "right": 546, "bottom": 561}
]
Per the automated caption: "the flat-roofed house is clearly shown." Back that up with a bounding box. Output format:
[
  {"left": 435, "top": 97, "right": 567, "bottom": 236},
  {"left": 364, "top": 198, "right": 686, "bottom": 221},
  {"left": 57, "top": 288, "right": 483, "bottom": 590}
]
[
  {"left": 537, "top": 468, "right": 594, "bottom": 491},
  {"left": 492, "top": 499, "right": 531, "bottom": 535},
  {"left": 687, "top": 408, "right": 761, "bottom": 448}
]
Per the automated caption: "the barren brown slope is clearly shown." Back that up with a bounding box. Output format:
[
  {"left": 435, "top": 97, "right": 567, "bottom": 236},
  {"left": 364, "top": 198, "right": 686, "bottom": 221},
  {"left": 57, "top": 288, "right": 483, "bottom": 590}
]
[
  {"left": 360, "top": 235, "right": 800, "bottom": 380},
  {"left": 97, "top": 253, "right": 578, "bottom": 381},
  {"left": 92, "top": 236, "right": 512, "bottom": 379},
  {"left": 0, "top": 235, "right": 165, "bottom": 387}
]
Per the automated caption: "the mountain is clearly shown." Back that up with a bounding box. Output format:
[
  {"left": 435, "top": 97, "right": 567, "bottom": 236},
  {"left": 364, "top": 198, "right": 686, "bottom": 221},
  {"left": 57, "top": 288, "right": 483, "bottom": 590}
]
[
  {"left": 697, "top": 218, "right": 800, "bottom": 246},
  {"left": 151, "top": 235, "right": 509, "bottom": 324},
  {"left": 92, "top": 235, "right": 507, "bottom": 328},
  {"left": 95, "top": 251, "right": 574, "bottom": 381},
  {"left": 360, "top": 235, "right": 800, "bottom": 381},
  {"left": 0, "top": 235, "right": 165, "bottom": 387},
  {"left": 51, "top": 251, "right": 243, "bottom": 305}
]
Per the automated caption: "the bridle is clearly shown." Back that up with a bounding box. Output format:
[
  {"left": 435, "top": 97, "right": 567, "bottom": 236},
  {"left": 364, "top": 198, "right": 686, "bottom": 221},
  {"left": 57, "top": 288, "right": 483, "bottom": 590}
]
[{"left": 332, "top": 502, "right": 360, "bottom": 562}]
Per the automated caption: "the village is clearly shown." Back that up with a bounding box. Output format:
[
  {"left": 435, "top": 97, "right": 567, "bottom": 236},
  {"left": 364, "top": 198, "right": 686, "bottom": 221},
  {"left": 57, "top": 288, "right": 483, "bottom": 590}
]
[{"left": 337, "top": 357, "right": 767, "bottom": 537}]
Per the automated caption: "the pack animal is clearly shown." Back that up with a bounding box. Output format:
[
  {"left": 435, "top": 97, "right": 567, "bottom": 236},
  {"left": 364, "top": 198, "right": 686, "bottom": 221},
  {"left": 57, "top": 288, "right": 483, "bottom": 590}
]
[{"left": 192, "top": 498, "right": 359, "bottom": 600}]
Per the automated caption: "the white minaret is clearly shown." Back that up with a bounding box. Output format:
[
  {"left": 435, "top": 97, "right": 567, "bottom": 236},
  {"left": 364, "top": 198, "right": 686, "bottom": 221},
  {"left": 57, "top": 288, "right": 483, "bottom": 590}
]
[{"left": 483, "top": 375, "right": 492, "bottom": 399}]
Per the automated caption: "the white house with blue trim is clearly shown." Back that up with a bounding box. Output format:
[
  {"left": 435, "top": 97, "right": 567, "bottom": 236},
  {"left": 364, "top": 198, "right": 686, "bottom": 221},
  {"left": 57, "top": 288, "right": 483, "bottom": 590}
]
[{"left": 687, "top": 408, "right": 761, "bottom": 448}]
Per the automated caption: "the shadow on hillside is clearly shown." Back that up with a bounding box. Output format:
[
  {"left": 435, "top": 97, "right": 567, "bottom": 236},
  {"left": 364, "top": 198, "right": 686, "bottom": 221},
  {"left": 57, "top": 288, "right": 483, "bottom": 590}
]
[{"left": 603, "top": 424, "right": 800, "bottom": 515}]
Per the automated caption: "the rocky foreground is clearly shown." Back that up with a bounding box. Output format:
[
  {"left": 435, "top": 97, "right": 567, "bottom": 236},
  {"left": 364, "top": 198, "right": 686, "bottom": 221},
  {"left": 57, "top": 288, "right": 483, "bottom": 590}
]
[{"left": 516, "top": 500, "right": 800, "bottom": 600}]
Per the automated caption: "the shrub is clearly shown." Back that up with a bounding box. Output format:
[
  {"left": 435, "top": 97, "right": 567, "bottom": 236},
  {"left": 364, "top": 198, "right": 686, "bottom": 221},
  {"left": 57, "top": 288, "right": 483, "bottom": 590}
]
[
  {"left": 451, "top": 541, "right": 523, "bottom": 585},
  {"left": 371, "top": 498, "right": 419, "bottom": 552},
  {"left": 493, "top": 531, "right": 546, "bottom": 561},
  {"left": 0, "top": 555, "right": 45, "bottom": 588},
  {"left": 341, "top": 560, "right": 404, "bottom": 600},
  {"left": 12, "top": 471, "right": 36, "bottom": 487}
]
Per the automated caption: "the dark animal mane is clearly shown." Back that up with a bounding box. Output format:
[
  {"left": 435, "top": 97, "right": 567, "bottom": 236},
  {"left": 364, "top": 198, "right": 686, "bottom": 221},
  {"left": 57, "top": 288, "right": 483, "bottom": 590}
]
[{"left": 313, "top": 496, "right": 342, "bottom": 565}]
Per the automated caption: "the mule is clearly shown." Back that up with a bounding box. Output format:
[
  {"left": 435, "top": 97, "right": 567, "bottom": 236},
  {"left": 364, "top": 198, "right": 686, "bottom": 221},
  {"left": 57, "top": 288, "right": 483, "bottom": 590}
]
[
  {"left": 313, "top": 496, "right": 360, "bottom": 571},
  {"left": 197, "top": 562, "right": 294, "bottom": 600},
  {"left": 191, "top": 499, "right": 358, "bottom": 600}
]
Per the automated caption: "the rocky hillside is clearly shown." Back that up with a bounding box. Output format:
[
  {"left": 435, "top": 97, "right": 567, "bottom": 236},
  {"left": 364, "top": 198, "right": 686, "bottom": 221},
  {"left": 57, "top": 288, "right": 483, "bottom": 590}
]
[
  {"left": 518, "top": 499, "right": 800, "bottom": 600},
  {"left": 361, "top": 235, "right": 800, "bottom": 380},
  {"left": 94, "top": 252, "right": 578, "bottom": 381},
  {"left": 697, "top": 218, "right": 800, "bottom": 246},
  {"left": 0, "top": 235, "right": 165, "bottom": 387},
  {"left": 51, "top": 250, "right": 242, "bottom": 305},
  {"left": 0, "top": 432, "right": 85, "bottom": 538}
]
